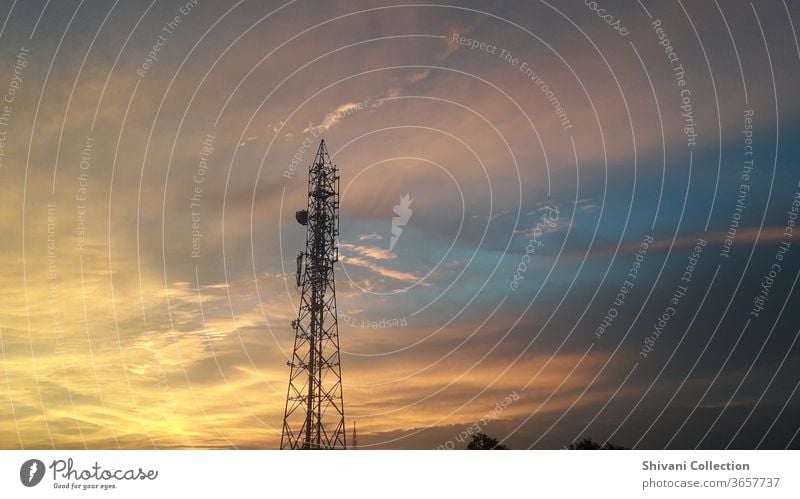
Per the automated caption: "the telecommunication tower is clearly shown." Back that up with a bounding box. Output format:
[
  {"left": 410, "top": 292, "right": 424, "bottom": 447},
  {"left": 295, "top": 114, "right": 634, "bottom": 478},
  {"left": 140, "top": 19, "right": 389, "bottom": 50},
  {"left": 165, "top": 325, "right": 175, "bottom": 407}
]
[{"left": 281, "top": 139, "right": 346, "bottom": 449}]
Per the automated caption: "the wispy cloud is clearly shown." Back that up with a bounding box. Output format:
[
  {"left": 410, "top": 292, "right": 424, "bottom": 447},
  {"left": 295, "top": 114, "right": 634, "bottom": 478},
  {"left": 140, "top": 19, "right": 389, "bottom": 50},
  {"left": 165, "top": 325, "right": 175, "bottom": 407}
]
[
  {"left": 340, "top": 242, "right": 397, "bottom": 260},
  {"left": 440, "top": 21, "right": 471, "bottom": 60},
  {"left": 406, "top": 68, "right": 430, "bottom": 84},
  {"left": 302, "top": 100, "right": 370, "bottom": 134},
  {"left": 341, "top": 255, "right": 419, "bottom": 283}
]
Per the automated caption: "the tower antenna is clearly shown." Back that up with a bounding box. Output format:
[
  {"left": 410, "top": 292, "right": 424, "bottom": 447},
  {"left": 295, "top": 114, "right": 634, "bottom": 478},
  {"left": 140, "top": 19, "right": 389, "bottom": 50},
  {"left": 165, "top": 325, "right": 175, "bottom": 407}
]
[{"left": 281, "top": 139, "right": 346, "bottom": 449}]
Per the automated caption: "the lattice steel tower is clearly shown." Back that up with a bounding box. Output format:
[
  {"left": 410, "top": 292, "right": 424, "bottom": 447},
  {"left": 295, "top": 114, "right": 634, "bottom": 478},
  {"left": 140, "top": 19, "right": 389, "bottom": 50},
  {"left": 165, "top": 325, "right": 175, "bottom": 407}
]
[{"left": 281, "top": 139, "right": 346, "bottom": 449}]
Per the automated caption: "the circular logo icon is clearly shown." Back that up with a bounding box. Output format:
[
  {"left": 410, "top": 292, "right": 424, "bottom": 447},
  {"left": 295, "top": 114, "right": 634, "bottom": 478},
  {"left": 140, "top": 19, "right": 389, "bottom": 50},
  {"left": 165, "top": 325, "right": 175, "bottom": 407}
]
[{"left": 20, "top": 459, "right": 45, "bottom": 487}]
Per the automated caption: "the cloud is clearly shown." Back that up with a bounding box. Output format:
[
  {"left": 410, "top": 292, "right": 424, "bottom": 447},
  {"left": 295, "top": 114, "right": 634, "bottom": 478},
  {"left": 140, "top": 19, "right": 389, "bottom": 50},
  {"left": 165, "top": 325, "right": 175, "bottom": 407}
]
[
  {"left": 340, "top": 242, "right": 397, "bottom": 260},
  {"left": 340, "top": 255, "right": 420, "bottom": 283},
  {"left": 592, "top": 227, "right": 792, "bottom": 260},
  {"left": 302, "top": 100, "right": 370, "bottom": 134},
  {"left": 440, "top": 21, "right": 472, "bottom": 60},
  {"left": 406, "top": 69, "right": 431, "bottom": 84}
]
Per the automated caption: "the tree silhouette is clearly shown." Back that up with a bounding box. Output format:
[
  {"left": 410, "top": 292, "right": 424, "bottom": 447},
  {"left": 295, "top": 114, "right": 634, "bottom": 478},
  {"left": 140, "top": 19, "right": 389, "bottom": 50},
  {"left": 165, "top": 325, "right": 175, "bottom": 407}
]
[
  {"left": 567, "top": 437, "right": 627, "bottom": 450},
  {"left": 466, "top": 432, "right": 509, "bottom": 450}
]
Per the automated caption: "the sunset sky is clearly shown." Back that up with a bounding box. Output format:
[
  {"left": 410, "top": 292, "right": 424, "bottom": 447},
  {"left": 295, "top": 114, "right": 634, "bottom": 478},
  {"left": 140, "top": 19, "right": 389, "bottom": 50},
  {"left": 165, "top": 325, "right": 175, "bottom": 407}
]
[{"left": 1, "top": 0, "right": 799, "bottom": 449}]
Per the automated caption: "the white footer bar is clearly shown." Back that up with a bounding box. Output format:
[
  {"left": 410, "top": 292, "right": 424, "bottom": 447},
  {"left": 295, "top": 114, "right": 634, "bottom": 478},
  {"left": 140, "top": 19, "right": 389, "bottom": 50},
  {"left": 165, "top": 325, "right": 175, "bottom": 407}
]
[{"left": 0, "top": 450, "right": 797, "bottom": 498}]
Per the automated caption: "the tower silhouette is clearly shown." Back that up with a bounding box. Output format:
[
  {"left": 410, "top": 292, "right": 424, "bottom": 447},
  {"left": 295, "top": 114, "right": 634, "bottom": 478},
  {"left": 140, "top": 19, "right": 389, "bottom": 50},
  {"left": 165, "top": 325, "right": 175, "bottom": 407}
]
[{"left": 281, "top": 139, "right": 346, "bottom": 449}]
